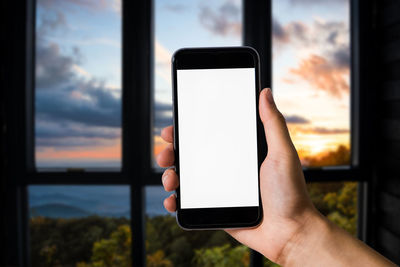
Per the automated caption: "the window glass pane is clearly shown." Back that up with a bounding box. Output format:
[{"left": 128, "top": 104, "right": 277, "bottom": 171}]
[
  {"left": 35, "top": 0, "right": 122, "bottom": 170},
  {"left": 29, "top": 185, "right": 131, "bottom": 266},
  {"left": 272, "top": 0, "right": 350, "bottom": 167},
  {"left": 145, "top": 186, "right": 249, "bottom": 267},
  {"left": 153, "top": 0, "right": 243, "bottom": 168}
]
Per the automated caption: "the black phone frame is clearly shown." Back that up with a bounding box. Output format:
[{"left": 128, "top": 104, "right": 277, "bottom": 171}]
[{"left": 172, "top": 47, "right": 264, "bottom": 229}]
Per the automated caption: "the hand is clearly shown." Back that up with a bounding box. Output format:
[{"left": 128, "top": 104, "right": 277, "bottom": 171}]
[
  {"left": 157, "top": 88, "right": 315, "bottom": 263},
  {"left": 157, "top": 88, "right": 396, "bottom": 266}
]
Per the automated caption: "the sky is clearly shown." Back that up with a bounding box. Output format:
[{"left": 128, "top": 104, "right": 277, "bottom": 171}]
[
  {"left": 154, "top": 0, "right": 350, "bottom": 165},
  {"left": 35, "top": 0, "right": 350, "bottom": 169},
  {"left": 35, "top": 0, "right": 122, "bottom": 168},
  {"left": 272, "top": 0, "right": 350, "bottom": 161}
]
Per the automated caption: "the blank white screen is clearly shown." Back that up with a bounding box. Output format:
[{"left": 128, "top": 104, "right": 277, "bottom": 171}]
[{"left": 177, "top": 68, "right": 259, "bottom": 209}]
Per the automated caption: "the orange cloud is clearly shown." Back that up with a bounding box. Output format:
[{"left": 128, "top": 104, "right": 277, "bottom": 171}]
[
  {"left": 289, "top": 54, "right": 349, "bottom": 98},
  {"left": 291, "top": 126, "right": 349, "bottom": 135},
  {"left": 36, "top": 141, "right": 121, "bottom": 160}
]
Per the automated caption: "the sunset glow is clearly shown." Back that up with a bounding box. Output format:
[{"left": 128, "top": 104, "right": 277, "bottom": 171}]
[{"left": 272, "top": 0, "right": 350, "bottom": 165}]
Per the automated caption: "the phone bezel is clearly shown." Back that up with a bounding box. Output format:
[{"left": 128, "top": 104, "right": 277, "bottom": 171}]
[{"left": 172, "top": 46, "right": 264, "bottom": 230}]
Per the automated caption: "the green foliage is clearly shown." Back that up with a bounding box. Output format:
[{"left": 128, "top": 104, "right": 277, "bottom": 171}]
[
  {"left": 307, "top": 182, "right": 357, "bottom": 235},
  {"left": 78, "top": 225, "right": 131, "bottom": 267},
  {"left": 324, "top": 182, "right": 357, "bottom": 235},
  {"left": 147, "top": 250, "right": 173, "bottom": 267},
  {"left": 30, "top": 216, "right": 129, "bottom": 267},
  {"left": 193, "top": 244, "right": 249, "bottom": 267},
  {"left": 145, "top": 215, "right": 239, "bottom": 267}
]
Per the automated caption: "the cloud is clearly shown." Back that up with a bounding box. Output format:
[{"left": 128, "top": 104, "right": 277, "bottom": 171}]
[
  {"left": 34, "top": 0, "right": 123, "bottom": 156},
  {"left": 289, "top": 54, "right": 349, "bottom": 98},
  {"left": 36, "top": 80, "right": 121, "bottom": 128},
  {"left": 331, "top": 45, "right": 350, "bottom": 68},
  {"left": 273, "top": 19, "right": 309, "bottom": 45},
  {"left": 38, "top": 0, "right": 114, "bottom": 13},
  {"left": 66, "top": 38, "right": 121, "bottom": 48},
  {"left": 297, "top": 127, "right": 349, "bottom": 135},
  {"left": 327, "top": 31, "right": 339, "bottom": 45},
  {"left": 36, "top": 43, "right": 78, "bottom": 90},
  {"left": 36, "top": 137, "right": 112, "bottom": 149},
  {"left": 155, "top": 40, "right": 172, "bottom": 85},
  {"left": 273, "top": 18, "right": 347, "bottom": 49},
  {"left": 34, "top": 35, "right": 122, "bottom": 152},
  {"left": 273, "top": 19, "right": 290, "bottom": 43},
  {"left": 37, "top": 11, "right": 67, "bottom": 37},
  {"left": 220, "top": 1, "right": 240, "bottom": 17},
  {"left": 153, "top": 102, "right": 172, "bottom": 135},
  {"left": 272, "top": 20, "right": 311, "bottom": 55},
  {"left": 164, "top": 3, "right": 187, "bottom": 13},
  {"left": 314, "top": 20, "right": 348, "bottom": 45},
  {"left": 311, "top": 127, "right": 349, "bottom": 134},
  {"left": 274, "top": 17, "right": 350, "bottom": 98},
  {"left": 289, "top": 0, "right": 347, "bottom": 5},
  {"left": 111, "top": 0, "right": 121, "bottom": 15},
  {"left": 199, "top": 1, "right": 241, "bottom": 37},
  {"left": 288, "top": 21, "right": 309, "bottom": 43},
  {"left": 35, "top": 38, "right": 173, "bottom": 149},
  {"left": 284, "top": 115, "right": 310, "bottom": 124},
  {"left": 36, "top": 120, "right": 120, "bottom": 139}
]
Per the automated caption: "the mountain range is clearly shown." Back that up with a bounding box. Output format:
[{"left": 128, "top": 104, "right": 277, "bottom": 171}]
[{"left": 29, "top": 186, "right": 170, "bottom": 219}]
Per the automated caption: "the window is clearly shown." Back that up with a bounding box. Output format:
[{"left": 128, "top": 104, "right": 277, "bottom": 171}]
[
  {"left": 28, "top": 0, "right": 129, "bottom": 265},
  {"left": 273, "top": 0, "right": 350, "bottom": 167},
  {"left": 34, "top": 0, "right": 122, "bottom": 170},
  {"left": 3, "top": 0, "right": 367, "bottom": 266},
  {"left": 272, "top": 0, "right": 358, "bottom": 245},
  {"left": 29, "top": 185, "right": 131, "bottom": 266}
]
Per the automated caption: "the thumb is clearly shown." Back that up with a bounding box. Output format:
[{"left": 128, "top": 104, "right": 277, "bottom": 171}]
[{"left": 259, "top": 88, "right": 295, "bottom": 155}]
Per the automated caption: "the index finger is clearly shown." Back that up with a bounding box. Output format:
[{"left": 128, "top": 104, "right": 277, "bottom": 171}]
[{"left": 161, "top": 125, "right": 173, "bottom": 143}]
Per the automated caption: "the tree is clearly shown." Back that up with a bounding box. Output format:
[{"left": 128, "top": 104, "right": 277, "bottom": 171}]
[
  {"left": 323, "top": 182, "right": 357, "bottom": 235},
  {"left": 193, "top": 244, "right": 249, "bottom": 267},
  {"left": 30, "top": 216, "right": 130, "bottom": 267},
  {"left": 304, "top": 145, "right": 350, "bottom": 167},
  {"left": 78, "top": 225, "right": 131, "bottom": 267},
  {"left": 147, "top": 250, "right": 173, "bottom": 267}
]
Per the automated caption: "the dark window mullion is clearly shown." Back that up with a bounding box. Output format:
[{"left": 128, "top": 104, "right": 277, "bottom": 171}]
[
  {"left": 122, "top": 0, "right": 152, "bottom": 266},
  {"left": 25, "top": 172, "right": 130, "bottom": 184},
  {"left": 351, "top": 0, "right": 377, "bottom": 246},
  {"left": 244, "top": 0, "right": 271, "bottom": 266},
  {"left": 2, "top": 0, "right": 35, "bottom": 265},
  {"left": 304, "top": 168, "right": 364, "bottom": 182}
]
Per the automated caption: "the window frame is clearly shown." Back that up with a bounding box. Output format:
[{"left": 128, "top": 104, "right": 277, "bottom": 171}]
[{"left": 1, "top": 0, "right": 375, "bottom": 266}]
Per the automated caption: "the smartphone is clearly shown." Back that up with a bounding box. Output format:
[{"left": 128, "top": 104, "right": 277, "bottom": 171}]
[{"left": 172, "top": 47, "right": 263, "bottom": 229}]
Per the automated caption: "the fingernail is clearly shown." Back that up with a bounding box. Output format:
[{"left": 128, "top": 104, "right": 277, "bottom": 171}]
[
  {"left": 162, "top": 172, "right": 169, "bottom": 185},
  {"left": 265, "top": 88, "right": 275, "bottom": 105}
]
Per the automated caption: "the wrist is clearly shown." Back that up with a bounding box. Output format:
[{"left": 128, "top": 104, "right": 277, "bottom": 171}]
[{"left": 275, "top": 208, "right": 331, "bottom": 266}]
